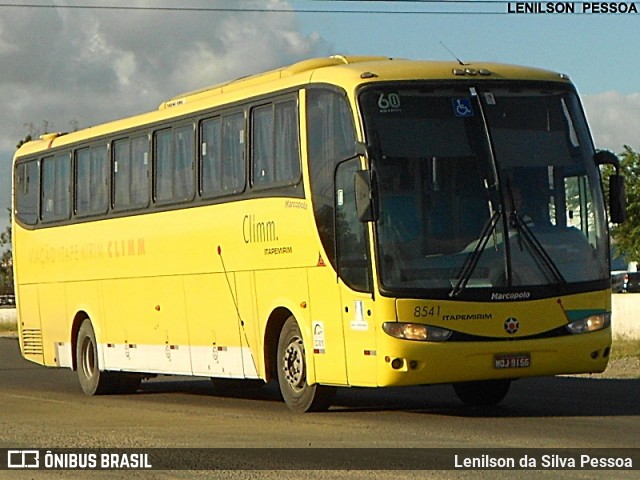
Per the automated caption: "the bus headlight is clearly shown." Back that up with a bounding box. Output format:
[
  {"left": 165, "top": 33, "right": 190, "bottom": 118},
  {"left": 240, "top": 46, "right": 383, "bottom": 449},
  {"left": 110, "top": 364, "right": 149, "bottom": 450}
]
[
  {"left": 382, "top": 322, "right": 452, "bottom": 342},
  {"left": 565, "top": 313, "right": 611, "bottom": 334}
]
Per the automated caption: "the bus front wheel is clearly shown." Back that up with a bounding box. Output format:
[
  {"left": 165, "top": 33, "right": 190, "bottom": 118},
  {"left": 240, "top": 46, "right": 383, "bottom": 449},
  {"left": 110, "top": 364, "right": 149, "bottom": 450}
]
[
  {"left": 276, "top": 316, "right": 335, "bottom": 413},
  {"left": 453, "top": 379, "right": 512, "bottom": 406}
]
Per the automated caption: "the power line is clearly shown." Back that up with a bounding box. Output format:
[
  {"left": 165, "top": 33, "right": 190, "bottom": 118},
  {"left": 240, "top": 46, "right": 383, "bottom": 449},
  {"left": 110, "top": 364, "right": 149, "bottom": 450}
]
[
  {"left": 0, "top": 2, "right": 512, "bottom": 15},
  {"left": 2, "top": 1, "right": 617, "bottom": 15}
]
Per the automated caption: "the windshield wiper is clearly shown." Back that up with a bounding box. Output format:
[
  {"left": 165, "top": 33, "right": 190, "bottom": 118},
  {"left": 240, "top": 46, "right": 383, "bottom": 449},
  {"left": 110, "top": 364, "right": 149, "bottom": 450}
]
[
  {"left": 504, "top": 180, "right": 566, "bottom": 287},
  {"left": 508, "top": 211, "right": 567, "bottom": 287},
  {"left": 449, "top": 211, "right": 501, "bottom": 298}
]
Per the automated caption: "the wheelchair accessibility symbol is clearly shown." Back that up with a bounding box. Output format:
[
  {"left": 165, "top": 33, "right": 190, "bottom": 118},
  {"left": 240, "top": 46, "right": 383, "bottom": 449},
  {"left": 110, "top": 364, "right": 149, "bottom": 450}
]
[{"left": 452, "top": 98, "right": 474, "bottom": 117}]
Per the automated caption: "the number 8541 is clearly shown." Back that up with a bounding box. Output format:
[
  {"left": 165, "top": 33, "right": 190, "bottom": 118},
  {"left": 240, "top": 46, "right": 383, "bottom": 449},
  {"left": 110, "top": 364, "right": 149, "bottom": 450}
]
[{"left": 413, "top": 306, "right": 441, "bottom": 318}]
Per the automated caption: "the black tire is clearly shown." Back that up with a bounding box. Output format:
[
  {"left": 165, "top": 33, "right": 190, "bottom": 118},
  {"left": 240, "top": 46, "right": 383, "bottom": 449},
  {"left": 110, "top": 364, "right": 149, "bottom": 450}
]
[
  {"left": 453, "top": 379, "right": 511, "bottom": 406},
  {"left": 277, "top": 316, "right": 335, "bottom": 413},
  {"left": 76, "top": 319, "right": 142, "bottom": 395}
]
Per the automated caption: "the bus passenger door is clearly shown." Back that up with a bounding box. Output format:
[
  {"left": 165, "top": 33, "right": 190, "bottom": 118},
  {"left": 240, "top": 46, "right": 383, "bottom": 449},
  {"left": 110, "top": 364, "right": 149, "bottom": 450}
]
[{"left": 336, "top": 159, "right": 377, "bottom": 387}]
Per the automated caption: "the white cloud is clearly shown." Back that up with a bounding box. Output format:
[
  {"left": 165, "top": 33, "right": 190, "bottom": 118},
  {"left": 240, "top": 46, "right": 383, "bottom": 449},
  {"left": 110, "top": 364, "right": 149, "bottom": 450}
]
[
  {"left": 582, "top": 91, "right": 640, "bottom": 154},
  {"left": 0, "top": 0, "right": 331, "bottom": 151},
  {"left": 0, "top": 0, "right": 332, "bottom": 223}
]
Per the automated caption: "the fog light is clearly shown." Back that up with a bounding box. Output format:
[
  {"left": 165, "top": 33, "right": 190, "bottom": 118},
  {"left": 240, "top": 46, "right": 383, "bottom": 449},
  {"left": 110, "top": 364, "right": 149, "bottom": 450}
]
[{"left": 391, "top": 358, "right": 404, "bottom": 370}]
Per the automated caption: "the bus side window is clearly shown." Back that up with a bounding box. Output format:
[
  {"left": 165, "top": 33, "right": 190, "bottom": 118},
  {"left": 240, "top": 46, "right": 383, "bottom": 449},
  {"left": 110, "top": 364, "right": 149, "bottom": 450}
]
[
  {"left": 155, "top": 128, "right": 173, "bottom": 203},
  {"left": 75, "top": 145, "right": 108, "bottom": 217},
  {"left": 114, "top": 136, "right": 149, "bottom": 210},
  {"left": 75, "top": 147, "right": 92, "bottom": 214},
  {"left": 41, "top": 153, "right": 71, "bottom": 222},
  {"left": 14, "top": 160, "right": 39, "bottom": 225},
  {"left": 154, "top": 126, "right": 195, "bottom": 204},
  {"left": 131, "top": 136, "right": 149, "bottom": 207},
  {"left": 174, "top": 125, "right": 195, "bottom": 202},
  {"left": 274, "top": 100, "right": 301, "bottom": 185},
  {"left": 221, "top": 112, "right": 246, "bottom": 194},
  {"left": 201, "top": 116, "right": 222, "bottom": 196},
  {"left": 251, "top": 99, "right": 301, "bottom": 189},
  {"left": 307, "top": 88, "right": 358, "bottom": 271},
  {"left": 252, "top": 104, "right": 274, "bottom": 187}
]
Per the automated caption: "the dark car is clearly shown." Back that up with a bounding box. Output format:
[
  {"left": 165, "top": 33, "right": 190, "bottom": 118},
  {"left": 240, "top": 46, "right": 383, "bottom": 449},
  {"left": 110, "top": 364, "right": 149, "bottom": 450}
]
[
  {"left": 0, "top": 295, "right": 15, "bottom": 306},
  {"left": 612, "top": 272, "right": 627, "bottom": 293},
  {"left": 624, "top": 272, "right": 640, "bottom": 293}
]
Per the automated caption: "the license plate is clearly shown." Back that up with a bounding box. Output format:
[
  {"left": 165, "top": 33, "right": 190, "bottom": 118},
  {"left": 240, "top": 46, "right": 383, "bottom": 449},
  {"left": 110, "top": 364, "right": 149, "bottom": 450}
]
[{"left": 494, "top": 353, "right": 531, "bottom": 369}]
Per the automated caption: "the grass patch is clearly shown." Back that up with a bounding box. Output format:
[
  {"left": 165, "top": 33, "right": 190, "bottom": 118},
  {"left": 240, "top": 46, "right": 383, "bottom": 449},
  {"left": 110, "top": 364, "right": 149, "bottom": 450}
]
[
  {"left": 611, "top": 338, "right": 640, "bottom": 359},
  {"left": 0, "top": 322, "right": 17, "bottom": 334}
]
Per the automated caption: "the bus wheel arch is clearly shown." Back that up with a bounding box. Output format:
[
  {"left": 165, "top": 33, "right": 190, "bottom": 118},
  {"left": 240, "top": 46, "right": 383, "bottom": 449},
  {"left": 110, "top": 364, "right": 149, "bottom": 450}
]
[
  {"left": 275, "top": 315, "right": 336, "bottom": 413},
  {"left": 70, "top": 311, "right": 91, "bottom": 371},
  {"left": 263, "top": 307, "right": 292, "bottom": 383}
]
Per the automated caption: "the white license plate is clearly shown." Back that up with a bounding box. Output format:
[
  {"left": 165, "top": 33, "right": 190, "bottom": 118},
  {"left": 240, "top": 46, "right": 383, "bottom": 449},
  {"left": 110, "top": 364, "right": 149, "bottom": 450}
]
[{"left": 494, "top": 353, "right": 531, "bottom": 369}]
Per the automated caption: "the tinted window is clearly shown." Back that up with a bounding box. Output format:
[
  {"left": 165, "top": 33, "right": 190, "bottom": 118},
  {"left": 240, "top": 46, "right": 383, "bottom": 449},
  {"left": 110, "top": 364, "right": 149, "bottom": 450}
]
[
  {"left": 222, "top": 112, "right": 246, "bottom": 194},
  {"left": 14, "top": 160, "right": 39, "bottom": 225},
  {"left": 76, "top": 145, "right": 108, "bottom": 216},
  {"left": 200, "top": 116, "right": 222, "bottom": 196},
  {"left": 251, "top": 100, "right": 301, "bottom": 188},
  {"left": 252, "top": 104, "right": 273, "bottom": 187},
  {"left": 307, "top": 88, "right": 357, "bottom": 269},
  {"left": 155, "top": 125, "right": 195, "bottom": 203},
  {"left": 41, "top": 153, "right": 71, "bottom": 222},
  {"left": 114, "top": 136, "right": 149, "bottom": 210}
]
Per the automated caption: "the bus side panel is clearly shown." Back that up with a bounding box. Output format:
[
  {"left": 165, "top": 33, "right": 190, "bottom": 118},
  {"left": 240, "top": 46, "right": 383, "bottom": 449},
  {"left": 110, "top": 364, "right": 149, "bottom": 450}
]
[
  {"left": 340, "top": 288, "right": 377, "bottom": 387},
  {"left": 184, "top": 273, "right": 246, "bottom": 378},
  {"left": 17, "top": 284, "right": 44, "bottom": 365},
  {"left": 101, "top": 276, "right": 191, "bottom": 375},
  {"left": 38, "top": 283, "right": 68, "bottom": 367},
  {"left": 306, "top": 267, "right": 348, "bottom": 385},
  {"left": 234, "top": 271, "right": 262, "bottom": 378}
]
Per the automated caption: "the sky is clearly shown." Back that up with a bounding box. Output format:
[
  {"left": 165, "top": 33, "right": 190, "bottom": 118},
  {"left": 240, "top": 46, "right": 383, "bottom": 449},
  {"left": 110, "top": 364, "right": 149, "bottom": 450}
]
[{"left": 1, "top": 0, "right": 639, "bottom": 233}]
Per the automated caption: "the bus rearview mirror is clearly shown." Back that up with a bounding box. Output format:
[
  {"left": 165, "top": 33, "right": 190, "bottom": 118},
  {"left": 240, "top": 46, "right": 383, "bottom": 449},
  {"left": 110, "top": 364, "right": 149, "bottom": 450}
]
[{"left": 609, "top": 174, "right": 626, "bottom": 224}]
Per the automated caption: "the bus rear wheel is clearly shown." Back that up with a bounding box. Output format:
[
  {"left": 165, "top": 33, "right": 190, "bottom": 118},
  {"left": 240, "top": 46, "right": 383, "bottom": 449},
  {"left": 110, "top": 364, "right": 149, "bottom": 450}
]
[
  {"left": 76, "top": 319, "right": 141, "bottom": 395},
  {"left": 453, "top": 379, "right": 511, "bottom": 406},
  {"left": 277, "top": 316, "right": 335, "bottom": 413}
]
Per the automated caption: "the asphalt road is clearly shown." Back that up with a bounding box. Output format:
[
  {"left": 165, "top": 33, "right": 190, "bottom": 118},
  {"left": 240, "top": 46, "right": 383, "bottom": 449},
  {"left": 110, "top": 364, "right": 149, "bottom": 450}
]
[{"left": 1, "top": 337, "right": 639, "bottom": 479}]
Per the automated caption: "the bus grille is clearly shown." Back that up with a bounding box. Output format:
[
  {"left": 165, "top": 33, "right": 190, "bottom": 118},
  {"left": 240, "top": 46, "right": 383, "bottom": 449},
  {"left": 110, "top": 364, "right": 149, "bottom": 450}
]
[{"left": 22, "top": 329, "right": 43, "bottom": 355}]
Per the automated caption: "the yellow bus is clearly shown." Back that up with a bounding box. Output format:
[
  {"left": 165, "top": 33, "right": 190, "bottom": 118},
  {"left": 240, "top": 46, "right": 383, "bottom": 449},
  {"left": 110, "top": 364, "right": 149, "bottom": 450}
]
[{"left": 12, "top": 56, "right": 625, "bottom": 412}]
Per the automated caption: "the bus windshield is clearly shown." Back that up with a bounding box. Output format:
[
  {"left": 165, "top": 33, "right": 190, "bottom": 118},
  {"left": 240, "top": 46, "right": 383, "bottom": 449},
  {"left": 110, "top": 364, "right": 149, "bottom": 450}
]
[{"left": 360, "top": 84, "right": 609, "bottom": 298}]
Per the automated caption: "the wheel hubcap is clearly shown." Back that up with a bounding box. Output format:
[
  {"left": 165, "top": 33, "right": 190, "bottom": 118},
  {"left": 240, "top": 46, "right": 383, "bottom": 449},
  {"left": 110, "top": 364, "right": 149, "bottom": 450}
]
[{"left": 283, "top": 337, "right": 305, "bottom": 391}]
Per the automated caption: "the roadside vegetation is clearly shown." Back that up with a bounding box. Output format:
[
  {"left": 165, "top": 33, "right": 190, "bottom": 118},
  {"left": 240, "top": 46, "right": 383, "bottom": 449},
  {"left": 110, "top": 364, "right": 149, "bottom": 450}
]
[
  {"left": 611, "top": 338, "right": 640, "bottom": 360},
  {"left": 0, "top": 319, "right": 16, "bottom": 334}
]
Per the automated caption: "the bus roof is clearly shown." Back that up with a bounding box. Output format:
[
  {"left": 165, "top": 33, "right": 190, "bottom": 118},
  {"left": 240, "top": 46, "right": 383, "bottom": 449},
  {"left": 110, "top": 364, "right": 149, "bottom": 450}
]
[
  {"left": 160, "top": 55, "right": 569, "bottom": 109},
  {"left": 14, "top": 55, "right": 571, "bottom": 158}
]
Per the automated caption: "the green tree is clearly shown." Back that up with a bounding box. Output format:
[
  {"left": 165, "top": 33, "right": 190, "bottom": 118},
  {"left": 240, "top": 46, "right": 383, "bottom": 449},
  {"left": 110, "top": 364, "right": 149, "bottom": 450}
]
[
  {"left": 0, "top": 209, "right": 12, "bottom": 295},
  {"left": 605, "top": 146, "right": 640, "bottom": 263},
  {"left": 16, "top": 134, "right": 32, "bottom": 150}
]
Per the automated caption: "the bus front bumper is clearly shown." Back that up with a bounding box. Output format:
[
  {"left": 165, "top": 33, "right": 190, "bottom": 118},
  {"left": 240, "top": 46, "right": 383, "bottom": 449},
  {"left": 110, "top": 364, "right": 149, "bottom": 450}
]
[{"left": 374, "top": 327, "right": 611, "bottom": 387}]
